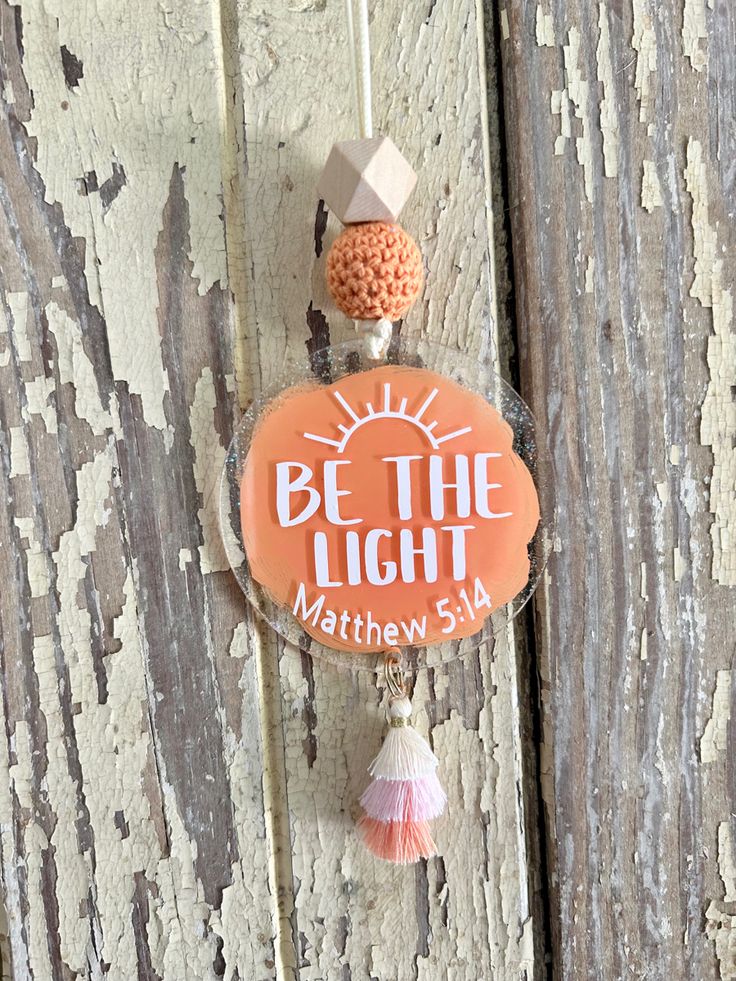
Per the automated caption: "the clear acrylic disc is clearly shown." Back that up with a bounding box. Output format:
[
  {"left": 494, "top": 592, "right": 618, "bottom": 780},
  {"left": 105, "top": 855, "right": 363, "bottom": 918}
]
[{"left": 220, "top": 336, "right": 555, "bottom": 672}]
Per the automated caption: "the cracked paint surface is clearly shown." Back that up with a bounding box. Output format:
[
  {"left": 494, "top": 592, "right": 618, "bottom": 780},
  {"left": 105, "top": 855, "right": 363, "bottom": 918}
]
[
  {"left": 0, "top": 0, "right": 277, "bottom": 977},
  {"left": 504, "top": 0, "right": 736, "bottom": 976},
  {"left": 13, "top": 0, "right": 230, "bottom": 430},
  {"left": 0, "top": 0, "right": 540, "bottom": 977},
  {"left": 3, "top": 0, "right": 733, "bottom": 977},
  {"left": 701, "top": 670, "right": 731, "bottom": 764},
  {"left": 685, "top": 139, "right": 736, "bottom": 586}
]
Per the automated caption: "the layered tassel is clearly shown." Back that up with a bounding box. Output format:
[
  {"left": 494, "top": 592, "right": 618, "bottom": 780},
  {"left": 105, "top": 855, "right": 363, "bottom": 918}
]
[{"left": 358, "top": 681, "right": 446, "bottom": 864}]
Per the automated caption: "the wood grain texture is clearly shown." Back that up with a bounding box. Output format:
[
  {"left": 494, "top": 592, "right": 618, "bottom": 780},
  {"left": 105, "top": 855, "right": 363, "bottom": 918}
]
[
  {"left": 0, "top": 0, "right": 275, "bottom": 977},
  {"left": 498, "top": 1, "right": 736, "bottom": 978},
  {"left": 0, "top": 0, "right": 542, "bottom": 978}
]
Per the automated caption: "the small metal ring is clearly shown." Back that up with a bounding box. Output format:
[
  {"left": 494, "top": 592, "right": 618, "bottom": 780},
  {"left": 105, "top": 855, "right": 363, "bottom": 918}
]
[{"left": 383, "top": 647, "right": 405, "bottom": 699}]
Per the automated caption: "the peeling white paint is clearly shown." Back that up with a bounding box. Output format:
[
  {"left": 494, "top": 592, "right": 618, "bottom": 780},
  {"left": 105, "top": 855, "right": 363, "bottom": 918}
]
[
  {"left": 597, "top": 3, "right": 618, "bottom": 178},
  {"left": 228, "top": 621, "right": 248, "bottom": 659},
  {"left": 213, "top": 652, "right": 275, "bottom": 980},
  {"left": 46, "top": 446, "right": 124, "bottom": 972},
  {"left": 148, "top": 785, "right": 219, "bottom": 980},
  {"left": 46, "top": 301, "right": 110, "bottom": 435},
  {"left": 44, "top": 438, "right": 232, "bottom": 977},
  {"left": 8, "top": 721, "right": 33, "bottom": 812},
  {"left": 585, "top": 257, "right": 595, "bottom": 295},
  {"left": 9, "top": 426, "right": 30, "bottom": 477},
  {"left": 700, "top": 272, "right": 736, "bottom": 584},
  {"left": 23, "top": 374, "right": 57, "bottom": 434},
  {"left": 683, "top": 0, "right": 708, "bottom": 72},
  {"left": 535, "top": 5, "right": 555, "bottom": 47},
  {"left": 24, "top": 823, "right": 54, "bottom": 981},
  {"left": 701, "top": 670, "right": 731, "bottom": 763},
  {"left": 706, "top": 902, "right": 736, "bottom": 979},
  {"left": 7, "top": 291, "right": 31, "bottom": 363},
  {"left": 14, "top": 516, "right": 50, "bottom": 597},
  {"left": 17, "top": 0, "right": 231, "bottom": 430},
  {"left": 551, "top": 89, "right": 570, "bottom": 156},
  {"left": 685, "top": 140, "right": 718, "bottom": 306},
  {"left": 718, "top": 822, "right": 736, "bottom": 903},
  {"left": 32, "top": 634, "right": 92, "bottom": 972},
  {"left": 557, "top": 29, "right": 594, "bottom": 202},
  {"left": 641, "top": 160, "right": 663, "bottom": 212},
  {"left": 75, "top": 569, "right": 166, "bottom": 979},
  {"left": 0, "top": 707, "right": 26, "bottom": 977},
  {"left": 685, "top": 139, "right": 736, "bottom": 585},
  {"left": 190, "top": 366, "right": 229, "bottom": 575},
  {"left": 673, "top": 545, "right": 683, "bottom": 581},
  {"left": 632, "top": 1, "right": 657, "bottom": 122}
]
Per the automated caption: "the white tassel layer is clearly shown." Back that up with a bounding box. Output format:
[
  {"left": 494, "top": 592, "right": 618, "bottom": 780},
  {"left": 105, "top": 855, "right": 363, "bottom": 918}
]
[{"left": 367, "top": 723, "right": 438, "bottom": 781}]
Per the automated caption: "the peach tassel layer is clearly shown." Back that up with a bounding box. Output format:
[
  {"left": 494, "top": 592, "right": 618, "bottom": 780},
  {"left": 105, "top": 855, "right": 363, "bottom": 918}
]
[{"left": 358, "top": 692, "right": 446, "bottom": 864}]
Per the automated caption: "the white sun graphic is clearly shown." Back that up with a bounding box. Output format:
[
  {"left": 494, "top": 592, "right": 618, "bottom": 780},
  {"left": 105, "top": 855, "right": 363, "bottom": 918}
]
[{"left": 303, "top": 382, "right": 472, "bottom": 453}]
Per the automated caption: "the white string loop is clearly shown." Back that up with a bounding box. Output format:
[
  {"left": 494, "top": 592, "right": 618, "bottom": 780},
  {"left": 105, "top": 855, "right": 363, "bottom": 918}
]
[{"left": 357, "top": 317, "right": 392, "bottom": 360}]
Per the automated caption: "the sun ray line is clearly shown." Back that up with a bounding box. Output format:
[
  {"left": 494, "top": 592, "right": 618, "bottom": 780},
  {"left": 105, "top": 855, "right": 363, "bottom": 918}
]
[
  {"left": 383, "top": 383, "right": 391, "bottom": 412},
  {"left": 435, "top": 426, "right": 473, "bottom": 445},
  {"left": 303, "top": 432, "right": 341, "bottom": 448},
  {"left": 333, "top": 390, "right": 361, "bottom": 422},
  {"left": 414, "top": 388, "right": 438, "bottom": 421}
]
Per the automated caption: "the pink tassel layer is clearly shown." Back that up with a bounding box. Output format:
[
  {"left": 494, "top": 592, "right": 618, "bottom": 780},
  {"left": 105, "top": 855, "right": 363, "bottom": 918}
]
[
  {"left": 358, "top": 816, "right": 437, "bottom": 864},
  {"left": 359, "top": 772, "right": 447, "bottom": 823}
]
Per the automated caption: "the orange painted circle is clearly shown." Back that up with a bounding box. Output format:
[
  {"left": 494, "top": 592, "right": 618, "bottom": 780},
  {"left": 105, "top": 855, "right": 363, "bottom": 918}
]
[{"left": 240, "top": 365, "right": 540, "bottom": 653}]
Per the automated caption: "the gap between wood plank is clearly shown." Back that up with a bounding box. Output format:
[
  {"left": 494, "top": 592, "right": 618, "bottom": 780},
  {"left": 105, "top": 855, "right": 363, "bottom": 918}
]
[
  {"left": 481, "top": 1, "right": 555, "bottom": 975},
  {"left": 214, "top": 0, "right": 299, "bottom": 974}
]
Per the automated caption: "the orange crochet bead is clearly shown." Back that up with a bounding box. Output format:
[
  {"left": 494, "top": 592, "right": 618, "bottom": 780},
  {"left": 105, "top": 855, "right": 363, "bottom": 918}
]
[{"left": 326, "top": 221, "right": 423, "bottom": 321}]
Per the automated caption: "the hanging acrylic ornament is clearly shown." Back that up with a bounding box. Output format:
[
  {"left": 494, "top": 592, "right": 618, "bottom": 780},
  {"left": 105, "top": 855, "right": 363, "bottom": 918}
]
[
  {"left": 220, "top": 0, "right": 555, "bottom": 866},
  {"left": 221, "top": 337, "right": 554, "bottom": 863},
  {"left": 222, "top": 341, "right": 552, "bottom": 663}
]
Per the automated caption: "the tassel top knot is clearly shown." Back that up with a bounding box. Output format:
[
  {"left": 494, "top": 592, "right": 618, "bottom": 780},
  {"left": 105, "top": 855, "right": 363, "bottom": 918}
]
[{"left": 388, "top": 695, "right": 412, "bottom": 727}]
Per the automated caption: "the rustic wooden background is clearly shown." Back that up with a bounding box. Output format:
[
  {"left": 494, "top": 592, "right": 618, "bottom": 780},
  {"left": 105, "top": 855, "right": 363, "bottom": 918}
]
[{"left": 0, "top": 0, "right": 733, "bottom": 978}]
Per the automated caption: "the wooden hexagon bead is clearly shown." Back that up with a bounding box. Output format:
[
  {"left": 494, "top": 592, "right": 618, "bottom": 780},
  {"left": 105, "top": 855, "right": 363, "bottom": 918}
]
[{"left": 317, "top": 136, "right": 417, "bottom": 225}]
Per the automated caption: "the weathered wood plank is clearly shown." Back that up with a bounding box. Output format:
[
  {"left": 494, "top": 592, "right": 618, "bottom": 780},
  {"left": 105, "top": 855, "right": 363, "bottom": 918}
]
[
  {"left": 0, "top": 1, "right": 276, "bottom": 977},
  {"left": 234, "top": 1, "right": 543, "bottom": 977},
  {"left": 499, "top": 1, "right": 736, "bottom": 977},
  {"left": 0, "top": 1, "right": 547, "bottom": 979}
]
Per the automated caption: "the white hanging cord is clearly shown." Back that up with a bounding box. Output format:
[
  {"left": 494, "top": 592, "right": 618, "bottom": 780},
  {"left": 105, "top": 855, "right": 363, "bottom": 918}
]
[
  {"left": 356, "top": 0, "right": 373, "bottom": 138},
  {"left": 345, "top": 0, "right": 390, "bottom": 357},
  {"left": 344, "top": 0, "right": 362, "bottom": 137},
  {"left": 345, "top": 0, "right": 373, "bottom": 139}
]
